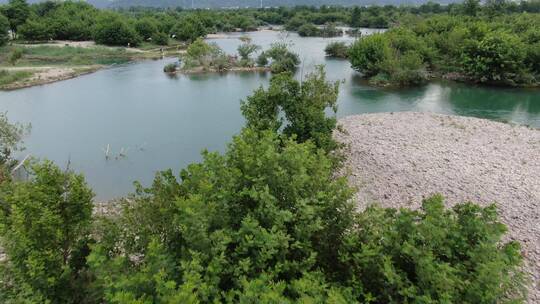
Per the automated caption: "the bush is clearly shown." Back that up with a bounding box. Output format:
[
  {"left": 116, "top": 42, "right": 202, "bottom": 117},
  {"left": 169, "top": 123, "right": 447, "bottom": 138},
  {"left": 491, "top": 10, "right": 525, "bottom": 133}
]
[
  {"left": 7, "top": 47, "right": 23, "bottom": 65},
  {"left": 171, "top": 15, "right": 207, "bottom": 42},
  {"left": 265, "top": 43, "right": 300, "bottom": 74},
  {"left": 163, "top": 63, "right": 177, "bottom": 73},
  {"left": 462, "top": 31, "right": 529, "bottom": 84},
  {"left": 297, "top": 23, "right": 320, "bottom": 37},
  {"left": 134, "top": 18, "right": 158, "bottom": 40},
  {"left": 0, "top": 13, "right": 9, "bottom": 46},
  {"left": 152, "top": 31, "right": 169, "bottom": 46},
  {"left": 18, "top": 18, "right": 52, "bottom": 41},
  {"left": 88, "top": 128, "right": 355, "bottom": 303},
  {"left": 241, "top": 66, "right": 340, "bottom": 152},
  {"left": 339, "top": 195, "right": 526, "bottom": 303},
  {"left": 256, "top": 51, "right": 268, "bottom": 66},
  {"left": 325, "top": 41, "right": 349, "bottom": 58},
  {"left": 93, "top": 14, "right": 141, "bottom": 47},
  {"left": 349, "top": 33, "right": 391, "bottom": 77},
  {"left": 0, "top": 161, "right": 94, "bottom": 303}
]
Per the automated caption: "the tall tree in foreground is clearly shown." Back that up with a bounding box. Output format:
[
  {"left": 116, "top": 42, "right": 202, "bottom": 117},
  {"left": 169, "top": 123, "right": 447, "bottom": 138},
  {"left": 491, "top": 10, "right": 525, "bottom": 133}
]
[
  {"left": 0, "top": 161, "right": 94, "bottom": 303},
  {"left": 241, "top": 66, "right": 339, "bottom": 152},
  {"left": 0, "top": 13, "right": 10, "bottom": 46}
]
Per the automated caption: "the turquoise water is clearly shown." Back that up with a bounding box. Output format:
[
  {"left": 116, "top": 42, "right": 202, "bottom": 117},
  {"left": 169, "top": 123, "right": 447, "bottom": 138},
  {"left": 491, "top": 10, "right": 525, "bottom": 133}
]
[{"left": 0, "top": 30, "right": 538, "bottom": 199}]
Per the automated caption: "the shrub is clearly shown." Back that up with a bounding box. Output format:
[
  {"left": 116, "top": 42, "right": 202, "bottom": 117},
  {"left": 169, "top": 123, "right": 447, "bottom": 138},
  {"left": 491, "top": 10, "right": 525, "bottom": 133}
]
[
  {"left": 0, "top": 13, "right": 9, "bottom": 46},
  {"left": 0, "top": 161, "right": 94, "bottom": 303},
  {"left": 134, "top": 18, "right": 158, "bottom": 40},
  {"left": 152, "top": 31, "right": 169, "bottom": 46},
  {"left": 171, "top": 15, "right": 207, "bottom": 42},
  {"left": 237, "top": 42, "right": 260, "bottom": 61},
  {"left": 93, "top": 14, "right": 141, "bottom": 47},
  {"left": 339, "top": 195, "right": 526, "bottom": 303},
  {"left": 163, "top": 63, "right": 176, "bottom": 73},
  {"left": 241, "top": 66, "right": 340, "bottom": 152},
  {"left": 265, "top": 43, "right": 300, "bottom": 74},
  {"left": 325, "top": 41, "right": 349, "bottom": 58},
  {"left": 462, "top": 31, "right": 529, "bottom": 84},
  {"left": 349, "top": 33, "right": 391, "bottom": 77},
  {"left": 8, "top": 47, "right": 23, "bottom": 65},
  {"left": 298, "top": 23, "right": 320, "bottom": 37},
  {"left": 88, "top": 128, "right": 355, "bottom": 303},
  {"left": 256, "top": 51, "right": 268, "bottom": 66},
  {"left": 18, "top": 18, "right": 52, "bottom": 41}
]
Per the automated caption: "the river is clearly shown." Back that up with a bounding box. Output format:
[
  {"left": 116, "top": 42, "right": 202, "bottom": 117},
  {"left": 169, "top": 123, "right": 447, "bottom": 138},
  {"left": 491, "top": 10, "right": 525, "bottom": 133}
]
[{"left": 0, "top": 30, "right": 539, "bottom": 200}]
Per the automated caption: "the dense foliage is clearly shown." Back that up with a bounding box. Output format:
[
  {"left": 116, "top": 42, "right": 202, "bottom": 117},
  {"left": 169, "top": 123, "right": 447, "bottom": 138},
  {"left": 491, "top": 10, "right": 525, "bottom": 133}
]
[
  {"left": 0, "top": 161, "right": 94, "bottom": 303},
  {"left": 0, "top": 12, "right": 9, "bottom": 46},
  {"left": 242, "top": 66, "right": 339, "bottom": 152},
  {"left": 324, "top": 41, "right": 349, "bottom": 58},
  {"left": 349, "top": 13, "right": 540, "bottom": 86},
  {"left": 258, "top": 43, "right": 300, "bottom": 73}
]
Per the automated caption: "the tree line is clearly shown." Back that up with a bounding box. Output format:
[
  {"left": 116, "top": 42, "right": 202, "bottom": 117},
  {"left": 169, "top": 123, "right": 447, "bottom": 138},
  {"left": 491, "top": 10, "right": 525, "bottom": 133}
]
[
  {"left": 0, "top": 67, "right": 528, "bottom": 303},
  {"left": 2, "top": 0, "right": 540, "bottom": 48},
  {"left": 346, "top": 12, "right": 540, "bottom": 87}
]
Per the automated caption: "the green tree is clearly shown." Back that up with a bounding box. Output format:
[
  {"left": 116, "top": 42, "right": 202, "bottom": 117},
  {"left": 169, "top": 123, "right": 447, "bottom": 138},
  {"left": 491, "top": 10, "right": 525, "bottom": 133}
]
[
  {"left": 134, "top": 18, "right": 158, "bottom": 41},
  {"left": 241, "top": 66, "right": 340, "bottom": 152},
  {"left": 237, "top": 40, "right": 260, "bottom": 67},
  {"left": 0, "top": 13, "right": 9, "bottom": 46},
  {"left": 462, "top": 31, "right": 529, "bottom": 84},
  {"left": 349, "top": 33, "right": 391, "bottom": 77},
  {"left": 0, "top": 112, "right": 28, "bottom": 171},
  {"left": 171, "top": 15, "right": 207, "bottom": 42},
  {"left": 0, "top": 161, "right": 94, "bottom": 303},
  {"left": 93, "top": 14, "right": 141, "bottom": 46},
  {"left": 325, "top": 41, "right": 349, "bottom": 58},
  {"left": 339, "top": 195, "right": 526, "bottom": 303},
  {"left": 88, "top": 128, "right": 354, "bottom": 303},
  {"left": 264, "top": 43, "right": 300, "bottom": 74},
  {"left": 18, "top": 18, "right": 52, "bottom": 41},
  {"left": 4, "top": 0, "right": 30, "bottom": 39},
  {"left": 463, "top": 0, "right": 481, "bottom": 16}
]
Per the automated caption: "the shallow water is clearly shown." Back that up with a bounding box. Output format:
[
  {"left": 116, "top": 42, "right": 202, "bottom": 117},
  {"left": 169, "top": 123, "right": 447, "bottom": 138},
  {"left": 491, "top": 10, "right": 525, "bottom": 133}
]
[{"left": 0, "top": 30, "right": 538, "bottom": 200}]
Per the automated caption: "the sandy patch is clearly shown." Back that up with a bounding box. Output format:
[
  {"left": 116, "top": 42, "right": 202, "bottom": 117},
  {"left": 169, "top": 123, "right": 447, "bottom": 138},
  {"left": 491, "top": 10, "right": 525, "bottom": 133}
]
[
  {"left": 335, "top": 112, "right": 540, "bottom": 302},
  {"left": 0, "top": 65, "right": 102, "bottom": 90}
]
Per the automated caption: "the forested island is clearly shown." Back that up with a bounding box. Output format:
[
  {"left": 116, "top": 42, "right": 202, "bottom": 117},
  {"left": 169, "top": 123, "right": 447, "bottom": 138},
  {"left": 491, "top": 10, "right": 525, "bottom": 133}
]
[{"left": 0, "top": 0, "right": 539, "bottom": 303}]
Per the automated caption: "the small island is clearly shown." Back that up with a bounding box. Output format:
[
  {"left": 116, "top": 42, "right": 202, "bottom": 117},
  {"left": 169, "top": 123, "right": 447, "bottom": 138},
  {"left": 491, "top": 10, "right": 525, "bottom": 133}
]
[{"left": 164, "top": 37, "right": 300, "bottom": 75}]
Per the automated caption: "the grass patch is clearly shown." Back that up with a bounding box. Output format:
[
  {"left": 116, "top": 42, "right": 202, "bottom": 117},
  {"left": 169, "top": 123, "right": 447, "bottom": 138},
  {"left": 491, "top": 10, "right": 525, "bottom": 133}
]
[
  {"left": 0, "top": 45, "right": 163, "bottom": 67},
  {"left": 0, "top": 70, "right": 34, "bottom": 87}
]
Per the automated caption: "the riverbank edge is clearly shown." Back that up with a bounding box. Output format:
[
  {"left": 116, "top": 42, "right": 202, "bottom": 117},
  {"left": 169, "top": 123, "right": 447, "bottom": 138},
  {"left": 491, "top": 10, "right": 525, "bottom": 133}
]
[{"left": 0, "top": 45, "right": 183, "bottom": 91}]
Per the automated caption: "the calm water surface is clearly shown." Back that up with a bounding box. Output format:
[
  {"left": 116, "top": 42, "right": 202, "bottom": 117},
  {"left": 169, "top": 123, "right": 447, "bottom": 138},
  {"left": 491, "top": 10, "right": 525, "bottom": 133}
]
[{"left": 0, "top": 30, "right": 539, "bottom": 199}]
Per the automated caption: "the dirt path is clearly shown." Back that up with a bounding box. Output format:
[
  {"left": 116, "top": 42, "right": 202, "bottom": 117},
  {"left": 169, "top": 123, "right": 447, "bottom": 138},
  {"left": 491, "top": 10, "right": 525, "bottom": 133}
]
[{"left": 335, "top": 112, "right": 540, "bottom": 303}]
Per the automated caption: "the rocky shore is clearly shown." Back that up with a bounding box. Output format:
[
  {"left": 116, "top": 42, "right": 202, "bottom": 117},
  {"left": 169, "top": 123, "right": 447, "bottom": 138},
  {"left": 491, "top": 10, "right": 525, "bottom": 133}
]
[{"left": 335, "top": 112, "right": 540, "bottom": 303}]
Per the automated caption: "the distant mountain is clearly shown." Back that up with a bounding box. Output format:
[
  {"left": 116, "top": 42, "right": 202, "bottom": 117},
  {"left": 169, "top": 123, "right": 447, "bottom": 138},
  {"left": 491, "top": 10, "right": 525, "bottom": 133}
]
[{"left": 0, "top": 0, "right": 461, "bottom": 9}]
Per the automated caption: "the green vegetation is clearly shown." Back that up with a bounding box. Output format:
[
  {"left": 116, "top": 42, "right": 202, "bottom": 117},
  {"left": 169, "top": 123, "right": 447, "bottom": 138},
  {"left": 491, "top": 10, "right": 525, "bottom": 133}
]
[
  {"left": 0, "top": 12, "right": 9, "bottom": 46},
  {"left": 324, "top": 41, "right": 349, "bottom": 59},
  {"left": 0, "top": 161, "right": 94, "bottom": 303},
  {"left": 349, "top": 13, "right": 540, "bottom": 87},
  {"left": 0, "top": 112, "right": 28, "bottom": 169},
  {"left": 175, "top": 39, "right": 298, "bottom": 74},
  {"left": 0, "top": 69, "right": 33, "bottom": 88},
  {"left": 0, "top": 67, "right": 527, "bottom": 303},
  {"left": 261, "top": 43, "right": 300, "bottom": 74},
  {"left": 163, "top": 63, "right": 176, "bottom": 73},
  {"left": 0, "top": 45, "right": 164, "bottom": 67},
  {"left": 242, "top": 66, "right": 339, "bottom": 152},
  {"left": 297, "top": 22, "right": 342, "bottom": 37}
]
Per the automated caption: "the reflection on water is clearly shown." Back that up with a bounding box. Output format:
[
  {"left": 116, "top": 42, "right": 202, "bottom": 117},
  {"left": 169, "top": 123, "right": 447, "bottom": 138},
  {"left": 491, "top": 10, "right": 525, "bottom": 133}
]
[{"left": 0, "top": 30, "right": 538, "bottom": 199}]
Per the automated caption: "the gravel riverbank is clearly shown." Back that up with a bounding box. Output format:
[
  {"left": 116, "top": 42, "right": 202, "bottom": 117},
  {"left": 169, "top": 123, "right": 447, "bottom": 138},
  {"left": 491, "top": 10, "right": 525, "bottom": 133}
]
[{"left": 335, "top": 112, "right": 540, "bottom": 302}]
